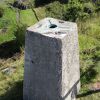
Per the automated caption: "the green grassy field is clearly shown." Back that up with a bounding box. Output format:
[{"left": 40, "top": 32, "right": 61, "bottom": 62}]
[
  {"left": 77, "top": 15, "right": 100, "bottom": 99},
  {"left": 0, "top": 2, "right": 45, "bottom": 44},
  {"left": 0, "top": 1, "right": 100, "bottom": 100}
]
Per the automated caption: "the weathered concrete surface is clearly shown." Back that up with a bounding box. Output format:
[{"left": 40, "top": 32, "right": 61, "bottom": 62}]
[{"left": 23, "top": 18, "right": 80, "bottom": 100}]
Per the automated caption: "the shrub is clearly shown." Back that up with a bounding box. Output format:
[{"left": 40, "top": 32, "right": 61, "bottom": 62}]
[
  {"left": 79, "top": 12, "right": 90, "bottom": 20},
  {"left": 13, "top": 24, "right": 27, "bottom": 47},
  {"left": 96, "top": 7, "right": 100, "bottom": 13},
  {"left": 94, "top": 0, "right": 100, "bottom": 5},
  {"left": 83, "top": 2, "right": 95, "bottom": 14},
  {"left": 63, "top": 1, "right": 83, "bottom": 22},
  {"left": 0, "top": 7, "right": 4, "bottom": 18},
  {"left": 45, "top": 0, "right": 97, "bottom": 22},
  {"left": 46, "top": 1, "right": 65, "bottom": 20},
  {"left": 95, "top": 0, "right": 100, "bottom": 12}
]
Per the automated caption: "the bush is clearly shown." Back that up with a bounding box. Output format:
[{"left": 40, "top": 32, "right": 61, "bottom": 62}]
[
  {"left": 13, "top": 24, "right": 27, "bottom": 47},
  {"left": 46, "top": 1, "right": 65, "bottom": 20},
  {"left": 45, "top": 0, "right": 97, "bottom": 22},
  {"left": 63, "top": 1, "right": 83, "bottom": 22},
  {"left": 83, "top": 2, "right": 95, "bottom": 14},
  {"left": 95, "top": 0, "right": 100, "bottom": 6},
  {"left": 0, "top": 7, "right": 4, "bottom": 18},
  {"left": 95, "top": 0, "right": 100, "bottom": 12}
]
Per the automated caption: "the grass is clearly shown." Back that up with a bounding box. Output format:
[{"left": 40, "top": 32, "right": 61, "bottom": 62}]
[
  {"left": 20, "top": 7, "right": 46, "bottom": 26},
  {"left": 0, "top": 33, "right": 15, "bottom": 44},
  {"left": 0, "top": 53, "right": 24, "bottom": 100},
  {"left": 77, "top": 92, "right": 100, "bottom": 100},
  {"left": 79, "top": 34, "right": 99, "bottom": 51},
  {"left": 0, "top": 5, "right": 45, "bottom": 44},
  {"left": 77, "top": 15, "right": 100, "bottom": 99},
  {"left": 20, "top": 9, "right": 37, "bottom": 26}
]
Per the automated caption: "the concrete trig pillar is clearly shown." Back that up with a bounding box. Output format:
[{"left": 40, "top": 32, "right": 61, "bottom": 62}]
[{"left": 23, "top": 18, "right": 80, "bottom": 100}]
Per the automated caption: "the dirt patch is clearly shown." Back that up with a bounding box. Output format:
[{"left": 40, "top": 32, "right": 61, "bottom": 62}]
[{"left": 90, "top": 82, "right": 100, "bottom": 91}]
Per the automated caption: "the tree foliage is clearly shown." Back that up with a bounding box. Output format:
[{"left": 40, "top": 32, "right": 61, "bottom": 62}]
[{"left": 13, "top": 24, "right": 27, "bottom": 46}]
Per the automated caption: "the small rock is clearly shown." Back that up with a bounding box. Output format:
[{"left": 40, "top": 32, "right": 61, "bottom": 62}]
[{"left": 2, "top": 67, "right": 16, "bottom": 75}]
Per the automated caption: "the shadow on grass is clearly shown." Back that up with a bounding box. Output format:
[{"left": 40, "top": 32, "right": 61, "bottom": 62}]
[
  {"left": 77, "top": 89, "right": 100, "bottom": 98},
  {"left": 80, "top": 46, "right": 100, "bottom": 84},
  {"left": 0, "top": 81, "right": 23, "bottom": 100},
  {"left": 0, "top": 40, "right": 20, "bottom": 59},
  {"left": 81, "top": 66, "right": 98, "bottom": 85},
  {"left": 79, "top": 47, "right": 100, "bottom": 98}
]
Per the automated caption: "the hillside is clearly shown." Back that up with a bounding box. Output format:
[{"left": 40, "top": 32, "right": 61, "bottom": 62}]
[{"left": 0, "top": 0, "right": 100, "bottom": 100}]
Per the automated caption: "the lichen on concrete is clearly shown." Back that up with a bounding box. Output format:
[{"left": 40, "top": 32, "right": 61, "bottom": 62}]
[{"left": 23, "top": 18, "right": 80, "bottom": 100}]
